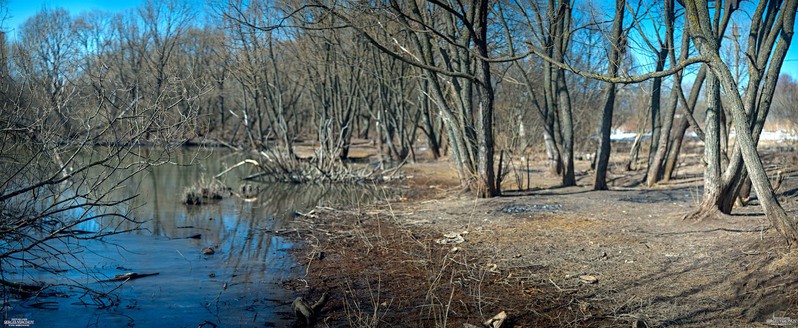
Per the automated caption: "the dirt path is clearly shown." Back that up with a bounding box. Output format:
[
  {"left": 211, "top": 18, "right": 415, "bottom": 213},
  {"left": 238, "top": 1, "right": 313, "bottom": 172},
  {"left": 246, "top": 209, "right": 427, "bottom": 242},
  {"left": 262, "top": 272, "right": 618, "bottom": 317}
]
[{"left": 284, "top": 149, "right": 798, "bottom": 327}]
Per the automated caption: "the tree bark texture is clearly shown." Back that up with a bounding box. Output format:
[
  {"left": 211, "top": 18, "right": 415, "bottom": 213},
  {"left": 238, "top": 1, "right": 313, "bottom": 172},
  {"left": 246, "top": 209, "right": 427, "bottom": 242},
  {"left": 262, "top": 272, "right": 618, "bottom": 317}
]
[{"left": 593, "top": 0, "right": 626, "bottom": 190}]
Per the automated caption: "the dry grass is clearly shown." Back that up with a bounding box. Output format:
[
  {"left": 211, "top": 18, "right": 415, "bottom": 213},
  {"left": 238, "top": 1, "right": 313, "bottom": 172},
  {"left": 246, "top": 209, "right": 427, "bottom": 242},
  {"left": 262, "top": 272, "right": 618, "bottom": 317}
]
[
  {"left": 182, "top": 176, "right": 231, "bottom": 205},
  {"left": 282, "top": 144, "right": 798, "bottom": 327}
]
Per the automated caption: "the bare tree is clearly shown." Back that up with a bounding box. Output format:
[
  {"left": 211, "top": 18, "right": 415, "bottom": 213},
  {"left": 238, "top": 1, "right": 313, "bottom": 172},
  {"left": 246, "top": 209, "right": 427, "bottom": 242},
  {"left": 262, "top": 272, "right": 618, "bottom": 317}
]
[
  {"left": 12, "top": 8, "right": 81, "bottom": 139},
  {"left": 662, "top": 66, "right": 707, "bottom": 181},
  {"left": 301, "top": 0, "right": 499, "bottom": 196},
  {"left": 645, "top": 2, "right": 692, "bottom": 186},
  {"left": 594, "top": 0, "right": 627, "bottom": 190},
  {"left": 716, "top": 0, "right": 797, "bottom": 213},
  {"left": 684, "top": 0, "right": 798, "bottom": 243},
  {"left": 1, "top": 5, "right": 198, "bottom": 303},
  {"left": 369, "top": 46, "right": 421, "bottom": 162},
  {"left": 502, "top": 0, "right": 577, "bottom": 186},
  {"left": 222, "top": 0, "right": 304, "bottom": 153},
  {"left": 547, "top": 0, "right": 576, "bottom": 186},
  {"left": 139, "top": 0, "right": 195, "bottom": 99}
]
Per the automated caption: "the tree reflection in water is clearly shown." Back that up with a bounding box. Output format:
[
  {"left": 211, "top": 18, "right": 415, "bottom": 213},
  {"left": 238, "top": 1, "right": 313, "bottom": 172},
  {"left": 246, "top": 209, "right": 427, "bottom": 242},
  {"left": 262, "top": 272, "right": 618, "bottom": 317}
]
[{"left": 5, "top": 148, "right": 381, "bottom": 327}]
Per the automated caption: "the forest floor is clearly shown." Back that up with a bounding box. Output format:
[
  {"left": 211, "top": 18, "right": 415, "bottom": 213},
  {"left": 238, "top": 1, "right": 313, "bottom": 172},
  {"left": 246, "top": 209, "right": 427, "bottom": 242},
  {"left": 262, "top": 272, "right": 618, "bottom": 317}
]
[{"left": 283, "top": 141, "right": 798, "bottom": 327}]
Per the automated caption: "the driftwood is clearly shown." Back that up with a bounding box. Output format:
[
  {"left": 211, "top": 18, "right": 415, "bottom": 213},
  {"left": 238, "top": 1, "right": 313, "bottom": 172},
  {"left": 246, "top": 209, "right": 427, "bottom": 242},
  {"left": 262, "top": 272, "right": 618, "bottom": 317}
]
[
  {"left": 292, "top": 292, "right": 328, "bottom": 326},
  {"left": 98, "top": 272, "right": 159, "bottom": 283}
]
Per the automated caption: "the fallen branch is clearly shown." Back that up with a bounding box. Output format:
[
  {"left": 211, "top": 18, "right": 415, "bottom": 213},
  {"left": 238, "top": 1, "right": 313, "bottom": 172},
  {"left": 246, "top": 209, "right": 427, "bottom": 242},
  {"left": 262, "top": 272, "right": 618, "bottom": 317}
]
[
  {"left": 98, "top": 272, "right": 160, "bottom": 283},
  {"left": 214, "top": 159, "right": 261, "bottom": 179}
]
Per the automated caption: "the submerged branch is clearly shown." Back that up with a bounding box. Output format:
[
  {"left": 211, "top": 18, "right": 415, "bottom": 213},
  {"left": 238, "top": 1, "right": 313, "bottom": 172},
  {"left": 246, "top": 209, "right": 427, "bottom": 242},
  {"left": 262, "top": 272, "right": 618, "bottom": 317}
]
[{"left": 0, "top": 279, "right": 44, "bottom": 297}]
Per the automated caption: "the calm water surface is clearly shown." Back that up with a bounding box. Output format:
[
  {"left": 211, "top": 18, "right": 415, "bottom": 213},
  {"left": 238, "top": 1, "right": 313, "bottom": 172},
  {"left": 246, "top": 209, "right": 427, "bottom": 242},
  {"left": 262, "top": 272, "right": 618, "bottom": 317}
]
[{"left": 4, "top": 148, "right": 377, "bottom": 327}]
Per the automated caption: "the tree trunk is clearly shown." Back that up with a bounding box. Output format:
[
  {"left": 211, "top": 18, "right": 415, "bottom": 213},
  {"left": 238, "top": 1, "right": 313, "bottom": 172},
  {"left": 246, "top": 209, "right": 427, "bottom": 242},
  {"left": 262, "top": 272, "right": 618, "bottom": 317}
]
[
  {"left": 474, "top": 0, "right": 498, "bottom": 197},
  {"left": 685, "top": 0, "right": 798, "bottom": 242},
  {"left": 553, "top": 0, "right": 575, "bottom": 187},
  {"left": 716, "top": 61, "right": 798, "bottom": 242},
  {"left": 557, "top": 70, "right": 576, "bottom": 187},
  {"left": 543, "top": 56, "right": 562, "bottom": 176},
  {"left": 646, "top": 0, "right": 680, "bottom": 186},
  {"left": 694, "top": 71, "right": 723, "bottom": 215},
  {"left": 663, "top": 67, "right": 707, "bottom": 181},
  {"left": 544, "top": 128, "right": 563, "bottom": 176},
  {"left": 594, "top": 0, "right": 626, "bottom": 190},
  {"left": 625, "top": 109, "right": 648, "bottom": 171},
  {"left": 662, "top": 119, "right": 687, "bottom": 180},
  {"left": 419, "top": 80, "right": 441, "bottom": 159},
  {"left": 0, "top": 32, "right": 7, "bottom": 80},
  {"left": 643, "top": 49, "right": 667, "bottom": 182},
  {"left": 718, "top": 0, "right": 795, "bottom": 213}
]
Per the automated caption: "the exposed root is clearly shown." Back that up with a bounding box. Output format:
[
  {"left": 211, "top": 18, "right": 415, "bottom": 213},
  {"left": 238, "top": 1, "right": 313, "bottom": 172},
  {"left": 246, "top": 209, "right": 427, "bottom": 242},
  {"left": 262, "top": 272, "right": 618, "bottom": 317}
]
[{"left": 682, "top": 207, "right": 723, "bottom": 221}]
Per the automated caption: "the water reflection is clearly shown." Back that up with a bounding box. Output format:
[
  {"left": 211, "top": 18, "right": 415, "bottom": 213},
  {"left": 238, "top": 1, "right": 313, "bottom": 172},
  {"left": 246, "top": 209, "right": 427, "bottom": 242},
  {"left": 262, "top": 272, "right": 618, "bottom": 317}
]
[{"left": 5, "top": 148, "right": 379, "bottom": 327}]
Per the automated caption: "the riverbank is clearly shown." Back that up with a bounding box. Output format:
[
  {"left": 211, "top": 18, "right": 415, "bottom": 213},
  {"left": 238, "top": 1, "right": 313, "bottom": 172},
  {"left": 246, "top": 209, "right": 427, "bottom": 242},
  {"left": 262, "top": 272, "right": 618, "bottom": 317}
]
[{"left": 282, "top": 146, "right": 798, "bottom": 327}]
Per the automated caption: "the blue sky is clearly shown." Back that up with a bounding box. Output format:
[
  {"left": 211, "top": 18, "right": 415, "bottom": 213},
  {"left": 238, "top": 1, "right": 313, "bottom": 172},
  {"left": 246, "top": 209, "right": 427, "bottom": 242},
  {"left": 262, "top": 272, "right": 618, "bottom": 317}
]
[
  {"left": 2, "top": 0, "right": 140, "bottom": 31},
  {"left": 782, "top": 59, "right": 798, "bottom": 78},
  {"left": 1, "top": 0, "right": 797, "bottom": 77}
]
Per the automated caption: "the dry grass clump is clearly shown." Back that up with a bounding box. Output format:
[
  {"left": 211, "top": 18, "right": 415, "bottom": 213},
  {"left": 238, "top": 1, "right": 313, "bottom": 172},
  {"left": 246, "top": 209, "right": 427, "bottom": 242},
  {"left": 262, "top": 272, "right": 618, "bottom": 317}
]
[{"left": 183, "top": 177, "right": 231, "bottom": 205}]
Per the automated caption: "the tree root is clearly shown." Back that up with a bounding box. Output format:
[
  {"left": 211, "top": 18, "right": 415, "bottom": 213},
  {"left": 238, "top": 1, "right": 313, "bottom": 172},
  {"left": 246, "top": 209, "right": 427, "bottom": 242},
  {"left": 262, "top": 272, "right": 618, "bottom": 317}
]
[{"left": 682, "top": 207, "right": 723, "bottom": 221}]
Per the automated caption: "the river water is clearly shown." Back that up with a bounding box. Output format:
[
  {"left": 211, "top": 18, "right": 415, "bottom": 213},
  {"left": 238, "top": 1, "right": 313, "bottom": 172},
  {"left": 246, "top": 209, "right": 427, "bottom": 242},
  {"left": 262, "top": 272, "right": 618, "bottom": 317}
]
[{"left": 3, "top": 148, "right": 376, "bottom": 327}]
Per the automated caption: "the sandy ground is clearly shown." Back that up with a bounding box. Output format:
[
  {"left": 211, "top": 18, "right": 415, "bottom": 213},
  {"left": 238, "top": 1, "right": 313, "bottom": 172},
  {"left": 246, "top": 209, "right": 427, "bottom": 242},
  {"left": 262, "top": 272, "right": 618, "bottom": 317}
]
[{"left": 282, "top": 142, "right": 798, "bottom": 327}]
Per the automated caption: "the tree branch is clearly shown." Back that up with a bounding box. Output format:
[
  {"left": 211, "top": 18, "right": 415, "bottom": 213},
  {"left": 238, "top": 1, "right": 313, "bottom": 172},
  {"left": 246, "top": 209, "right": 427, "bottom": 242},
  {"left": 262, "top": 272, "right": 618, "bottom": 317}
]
[{"left": 526, "top": 44, "right": 708, "bottom": 83}]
